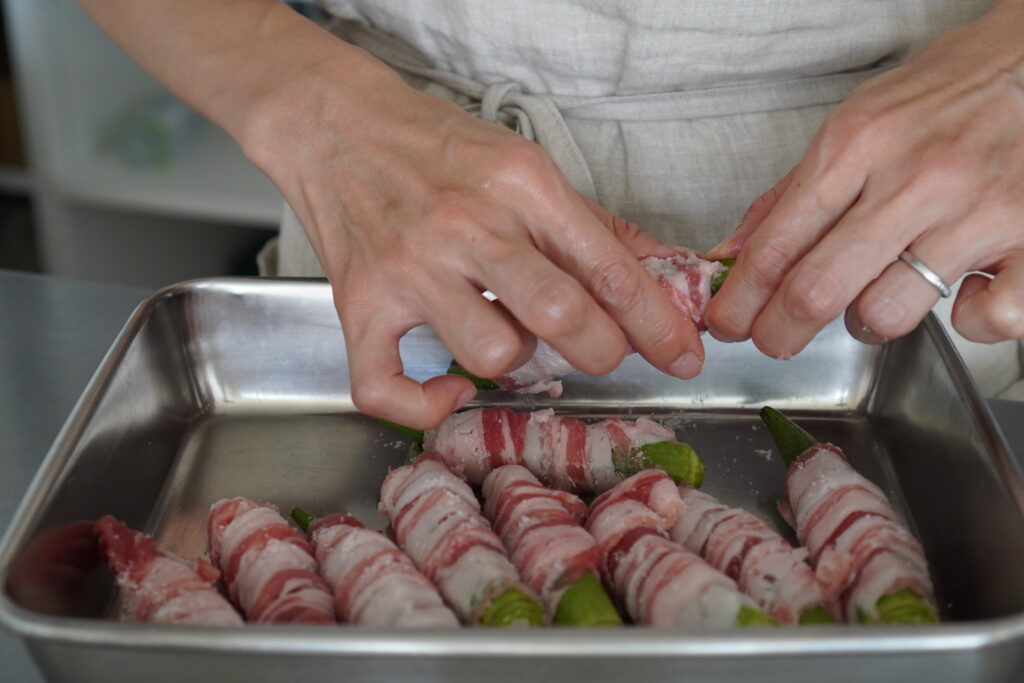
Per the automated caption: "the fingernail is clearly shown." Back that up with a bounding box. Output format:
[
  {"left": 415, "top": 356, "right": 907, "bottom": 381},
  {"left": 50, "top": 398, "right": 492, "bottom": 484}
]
[
  {"left": 844, "top": 307, "right": 888, "bottom": 345},
  {"left": 668, "top": 351, "right": 703, "bottom": 380},
  {"left": 454, "top": 387, "right": 476, "bottom": 411},
  {"left": 707, "top": 325, "right": 740, "bottom": 343}
]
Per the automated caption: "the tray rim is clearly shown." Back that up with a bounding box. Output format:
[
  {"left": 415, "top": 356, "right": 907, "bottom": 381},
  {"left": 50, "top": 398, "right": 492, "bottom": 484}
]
[{"left": 2, "top": 277, "right": 1023, "bottom": 657}]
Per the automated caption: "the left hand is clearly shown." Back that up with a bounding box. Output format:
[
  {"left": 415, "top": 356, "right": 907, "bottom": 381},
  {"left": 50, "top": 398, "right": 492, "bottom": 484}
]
[{"left": 705, "top": 0, "right": 1024, "bottom": 356}]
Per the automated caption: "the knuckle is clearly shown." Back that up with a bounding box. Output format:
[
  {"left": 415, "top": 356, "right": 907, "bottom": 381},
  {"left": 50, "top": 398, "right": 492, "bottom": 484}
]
[
  {"left": 462, "top": 333, "right": 525, "bottom": 378},
  {"left": 490, "top": 139, "right": 553, "bottom": 185},
  {"left": 527, "top": 279, "right": 588, "bottom": 338},
  {"left": 587, "top": 258, "right": 644, "bottom": 313},
  {"left": 781, "top": 267, "right": 846, "bottom": 324},
  {"left": 985, "top": 298, "right": 1024, "bottom": 339},
  {"left": 744, "top": 240, "right": 792, "bottom": 291},
  {"left": 421, "top": 190, "right": 474, "bottom": 230},
  {"left": 350, "top": 379, "right": 391, "bottom": 417}
]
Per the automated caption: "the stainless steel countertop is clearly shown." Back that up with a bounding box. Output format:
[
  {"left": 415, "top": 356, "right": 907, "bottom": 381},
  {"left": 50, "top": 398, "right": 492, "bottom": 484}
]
[{"left": 2, "top": 268, "right": 1022, "bottom": 681}]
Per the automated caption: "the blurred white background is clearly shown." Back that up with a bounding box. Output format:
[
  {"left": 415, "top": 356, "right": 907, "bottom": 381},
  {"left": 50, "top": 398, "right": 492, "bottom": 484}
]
[{"left": 0, "top": 0, "right": 285, "bottom": 287}]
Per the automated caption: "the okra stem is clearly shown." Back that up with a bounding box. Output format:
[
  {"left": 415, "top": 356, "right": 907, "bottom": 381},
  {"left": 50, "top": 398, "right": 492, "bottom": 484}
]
[
  {"left": 291, "top": 507, "right": 315, "bottom": 533},
  {"left": 861, "top": 588, "right": 939, "bottom": 625},
  {"left": 479, "top": 586, "right": 547, "bottom": 627},
  {"left": 759, "top": 406, "right": 818, "bottom": 468},
  {"left": 798, "top": 605, "right": 834, "bottom": 625},
  {"left": 553, "top": 571, "right": 622, "bottom": 627},
  {"left": 375, "top": 418, "right": 425, "bottom": 447},
  {"left": 447, "top": 362, "right": 500, "bottom": 391}
]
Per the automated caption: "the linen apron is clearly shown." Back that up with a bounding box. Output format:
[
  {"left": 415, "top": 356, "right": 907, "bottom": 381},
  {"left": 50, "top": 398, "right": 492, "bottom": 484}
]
[{"left": 266, "top": 0, "right": 1022, "bottom": 397}]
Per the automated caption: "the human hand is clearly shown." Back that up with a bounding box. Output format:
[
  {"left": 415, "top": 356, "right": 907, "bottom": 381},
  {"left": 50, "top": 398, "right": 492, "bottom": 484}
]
[
  {"left": 704, "top": 0, "right": 1024, "bottom": 357},
  {"left": 248, "top": 53, "right": 703, "bottom": 428}
]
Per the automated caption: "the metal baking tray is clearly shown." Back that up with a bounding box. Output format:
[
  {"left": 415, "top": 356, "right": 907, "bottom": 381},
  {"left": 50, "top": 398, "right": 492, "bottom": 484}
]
[{"left": 2, "top": 278, "right": 1024, "bottom": 683}]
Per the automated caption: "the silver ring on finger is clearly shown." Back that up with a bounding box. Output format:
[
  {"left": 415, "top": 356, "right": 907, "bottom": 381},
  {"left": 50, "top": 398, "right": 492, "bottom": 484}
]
[{"left": 898, "top": 250, "right": 952, "bottom": 298}]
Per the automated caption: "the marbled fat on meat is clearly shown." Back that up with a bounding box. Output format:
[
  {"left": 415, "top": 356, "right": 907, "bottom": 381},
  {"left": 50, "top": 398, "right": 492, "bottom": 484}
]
[
  {"left": 671, "top": 485, "right": 830, "bottom": 624},
  {"left": 207, "top": 497, "right": 335, "bottom": 624},
  {"left": 585, "top": 471, "right": 754, "bottom": 628},
  {"left": 784, "top": 444, "right": 936, "bottom": 622},
  {"left": 307, "top": 513, "right": 458, "bottom": 627},
  {"left": 424, "top": 407, "right": 674, "bottom": 494},
  {"left": 95, "top": 515, "right": 242, "bottom": 626},
  {"left": 379, "top": 453, "right": 538, "bottom": 624},
  {"left": 482, "top": 465, "right": 600, "bottom": 612}
]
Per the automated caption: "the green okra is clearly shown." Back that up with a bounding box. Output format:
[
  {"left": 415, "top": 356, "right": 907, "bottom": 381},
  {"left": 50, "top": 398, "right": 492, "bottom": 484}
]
[
  {"left": 447, "top": 361, "right": 501, "bottom": 391},
  {"left": 479, "top": 586, "right": 547, "bottom": 627},
  {"left": 291, "top": 507, "right": 315, "bottom": 533},
  {"left": 760, "top": 406, "right": 938, "bottom": 626},
  {"left": 710, "top": 259, "right": 735, "bottom": 296},
  {"left": 614, "top": 441, "right": 704, "bottom": 488},
  {"left": 798, "top": 605, "right": 834, "bottom": 625},
  {"left": 552, "top": 571, "right": 622, "bottom": 627},
  {"left": 375, "top": 418, "right": 425, "bottom": 446},
  {"left": 735, "top": 605, "right": 777, "bottom": 627}
]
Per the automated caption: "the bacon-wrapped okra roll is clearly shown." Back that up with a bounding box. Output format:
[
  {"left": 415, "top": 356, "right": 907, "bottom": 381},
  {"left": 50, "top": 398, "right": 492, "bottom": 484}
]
[
  {"left": 207, "top": 497, "right": 336, "bottom": 624},
  {"left": 760, "top": 407, "right": 938, "bottom": 624},
  {"left": 423, "top": 407, "right": 702, "bottom": 494},
  {"left": 292, "top": 511, "right": 459, "bottom": 628},
  {"left": 95, "top": 516, "right": 242, "bottom": 626},
  {"left": 379, "top": 453, "right": 546, "bottom": 626},
  {"left": 492, "top": 252, "right": 728, "bottom": 396},
  {"left": 671, "top": 485, "right": 833, "bottom": 625},
  {"left": 586, "top": 470, "right": 774, "bottom": 628},
  {"left": 482, "top": 465, "right": 621, "bottom": 626}
]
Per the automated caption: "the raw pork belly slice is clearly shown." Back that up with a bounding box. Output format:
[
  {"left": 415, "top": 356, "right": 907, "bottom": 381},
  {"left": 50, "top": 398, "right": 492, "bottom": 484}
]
[
  {"left": 586, "top": 471, "right": 758, "bottom": 628},
  {"left": 307, "top": 513, "right": 459, "bottom": 628},
  {"left": 671, "top": 485, "right": 830, "bottom": 625},
  {"left": 208, "top": 497, "right": 335, "bottom": 624},
  {"left": 424, "top": 406, "right": 675, "bottom": 494},
  {"left": 494, "top": 252, "right": 725, "bottom": 395},
  {"left": 482, "top": 465, "right": 605, "bottom": 615},
  {"left": 785, "top": 443, "right": 936, "bottom": 622},
  {"left": 379, "top": 453, "right": 543, "bottom": 625},
  {"left": 95, "top": 515, "right": 241, "bottom": 626}
]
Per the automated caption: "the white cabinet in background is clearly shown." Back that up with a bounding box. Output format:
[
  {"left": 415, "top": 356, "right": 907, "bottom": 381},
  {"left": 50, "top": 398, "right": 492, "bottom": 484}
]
[{"left": 4, "top": 0, "right": 283, "bottom": 287}]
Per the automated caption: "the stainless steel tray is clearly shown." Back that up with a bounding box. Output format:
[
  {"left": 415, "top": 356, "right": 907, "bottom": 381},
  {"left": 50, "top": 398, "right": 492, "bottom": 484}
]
[{"left": 2, "top": 278, "right": 1024, "bottom": 683}]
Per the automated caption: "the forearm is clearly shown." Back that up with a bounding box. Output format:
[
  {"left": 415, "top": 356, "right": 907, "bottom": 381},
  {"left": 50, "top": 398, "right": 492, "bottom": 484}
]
[{"left": 75, "top": 0, "right": 393, "bottom": 153}]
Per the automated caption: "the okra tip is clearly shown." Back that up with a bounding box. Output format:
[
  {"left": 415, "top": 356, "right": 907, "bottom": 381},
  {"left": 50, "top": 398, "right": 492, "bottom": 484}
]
[
  {"left": 758, "top": 406, "right": 818, "bottom": 469},
  {"left": 479, "top": 586, "right": 547, "bottom": 628},
  {"left": 553, "top": 571, "right": 622, "bottom": 627},
  {"left": 374, "top": 418, "right": 425, "bottom": 446},
  {"left": 637, "top": 441, "right": 704, "bottom": 488},
  {"left": 866, "top": 589, "right": 939, "bottom": 625},
  {"left": 291, "top": 507, "right": 315, "bottom": 533},
  {"left": 447, "top": 361, "right": 501, "bottom": 391}
]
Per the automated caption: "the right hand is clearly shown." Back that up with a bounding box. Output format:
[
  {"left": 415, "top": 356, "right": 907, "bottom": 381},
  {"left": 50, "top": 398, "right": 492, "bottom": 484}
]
[{"left": 244, "top": 50, "right": 704, "bottom": 429}]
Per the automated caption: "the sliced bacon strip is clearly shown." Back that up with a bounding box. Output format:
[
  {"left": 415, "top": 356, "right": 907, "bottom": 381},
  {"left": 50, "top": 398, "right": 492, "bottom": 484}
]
[
  {"left": 494, "top": 252, "right": 725, "bottom": 395},
  {"left": 671, "top": 485, "right": 830, "bottom": 625},
  {"left": 207, "top": 497, "right": 335, "bottom": 624},
  {"left": 379, "top": 453, "right": 541, "bottom": 624},
  {"left": 784, "top": 443, "right": 936, "bottom": 622},
  {"left": 424, "top": 407, "right": 675, "bottom": 494},
  {"left": 482, "top": 465, "right": 600, "bottom": 613},
  {"left": 95, "top": 515, "right": 241, "bottom": 626},
  {"left": 307, "top": 513, "right": 459, "bottom": 628},
  {"left": 586, "top": 471, "right": 756, "bottom": 628}
]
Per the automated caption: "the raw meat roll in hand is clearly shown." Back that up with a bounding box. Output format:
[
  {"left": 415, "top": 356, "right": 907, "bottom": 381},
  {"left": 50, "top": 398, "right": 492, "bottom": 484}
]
[
  {"left": 482, "top": 465, "right": 621, "bottom": 626},
  {"left": 760, "top": 407, "right": 939, "bottom": 624},
  {"left": 291, "top": 509, "right": 459, "bottom": 628},
  {"left": 95, "top": 515, "right": 241, "bottom": 626},
  {"left": 379, "top": 453, "right": 545, "bottom": 626},
  {"left": 586, "top": 470, "right": 774, "bottom": 628},
  {"left": 672, "top": 485, "right": 833, "bottom": 625},
  {"left": 486, "top": 252, "right": 729, "bottom": 396},
  {"left": 207, "top": 497, "right": 336, "bottom": 624},
  {"left": 422, "top": 407, "right": 703, "bottom": 494}
]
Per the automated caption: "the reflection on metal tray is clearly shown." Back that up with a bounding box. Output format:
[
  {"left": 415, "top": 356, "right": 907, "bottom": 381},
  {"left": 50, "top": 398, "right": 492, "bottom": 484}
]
[{"left": 1, "top": 278, "right": 1023, "bottom": 683}]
